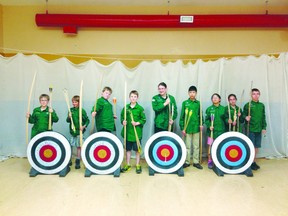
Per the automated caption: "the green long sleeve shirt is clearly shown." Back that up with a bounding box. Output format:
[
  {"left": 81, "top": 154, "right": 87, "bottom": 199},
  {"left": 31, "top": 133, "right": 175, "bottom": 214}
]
[
  {"left": 179, "top": 99, "right": 203, "bottom": 133},
  {"left": 28, "top": 106, "right": 59, "bottom": 138},
  {"left": 121, "top": 103, "right": 146, "bottom": 142},
  {"left": 91, "top": 97, "right": 115, "bottom": 132},
  {"left": 152, "top": 94, "right": 177, "bottom": 130},
  {"left": 66, "top": 107, "right": 90, "bottom": 137},
  {"left": 243, "top": 100, "right": 267, "bottom": 133},
  {"left": 205, "top": 104, "right": 226, "bottom": 139},
  {"left": 224, "top": 105, "right": 244, "bottom": 132}
]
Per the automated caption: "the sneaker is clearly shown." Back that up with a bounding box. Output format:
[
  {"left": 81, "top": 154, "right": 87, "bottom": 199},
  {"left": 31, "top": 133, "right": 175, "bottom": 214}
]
[
  {"left": 251, "top": 162, "right": 258, "bottom": 171},
  {"left": 183, "top": 163, "right": 190, "bottom": 168},
  {"left": 121, "top": 164, "right": 131, "bottom": 173},
  {"left": 136, "top": 165, "right": 142, "bottom": 174},
  {"left": 254, "top": 162, "right": 260, "bottom": 169},
  {"left": 75, "top": 158, "right": 80, "bottom": 169},
  {"left": 193, "top": 163, "right": 203, "bottom": 170},
  {"left": 208, "top": 160, "right": 213, "bottom": 169}
]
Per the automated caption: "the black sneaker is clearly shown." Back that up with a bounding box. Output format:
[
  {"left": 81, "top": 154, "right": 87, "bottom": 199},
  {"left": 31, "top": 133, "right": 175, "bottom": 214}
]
[
  {"left": 183, "top": 163, "right": 190, "bottom": 168},
  {"left": 254, "top": 162, "right": 260, "bottom": 169},
  {"left": 193, "top": 163, "right": 203, "bottom": 170},
  {"left": 251, "top": 162, "right": 258, "bottom": 170},
  {"left": 75, "top": 158, "right": 81, "bottom": 169}
]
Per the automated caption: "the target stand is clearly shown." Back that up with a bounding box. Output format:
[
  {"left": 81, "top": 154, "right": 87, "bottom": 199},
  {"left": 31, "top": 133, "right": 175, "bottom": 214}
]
[
  {"left": 27, "top": 132, "right": 72, "bottom": 177},
  {"left": 144, "top": 132, "right": 187, "bottom": 177},
  {"left": 211, "top": 132, "right": 255, "bottom": 177},
  {"left": 81, "top": 132, "right": 124, "bottom": 177}
]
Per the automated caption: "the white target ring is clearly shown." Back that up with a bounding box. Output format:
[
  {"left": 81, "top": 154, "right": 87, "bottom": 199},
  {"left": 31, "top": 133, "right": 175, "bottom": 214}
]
[
  {"left": 211, "top": 132, "right": 255, "bottom": 174},
  {"left": 144, "top": 131, "right": 186, "bottom": 174},
  {"left": 27, "top": 131, "right": 71, "bottom": 174},
  {"left": 81, "top": 132, "right": 124, "bottom": 175}
]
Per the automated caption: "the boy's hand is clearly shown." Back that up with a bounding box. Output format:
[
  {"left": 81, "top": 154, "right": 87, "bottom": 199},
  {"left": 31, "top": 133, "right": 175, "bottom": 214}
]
[
  {"left": 91, "top": 112, "right": 97, "bottom": 117},
  {"left": 164, "top": 97, "right": 170, "bottom": 106},
  {"left": 169, "top": 119, "right": 174, "bottom": 125},
  {"left": 210, "top": 126, "right": 214, "bottom": 131},
  {"left": 113, "top": 115, "right": 117, "bottom": 119},
  {"left": 245, "top": 116, "right": 251, "bottom": 122},
  {"left": 123, "top": 120, "right": 127, "bottom": 126},
  {"left": 49, "top": 108, "right": 53, "bottom": 113},
  {"left": 181, "top": 130, "right": 186, "bottom": 136},
  {"left": 26, "top": 112, "right": 30, "bottom": 118}
]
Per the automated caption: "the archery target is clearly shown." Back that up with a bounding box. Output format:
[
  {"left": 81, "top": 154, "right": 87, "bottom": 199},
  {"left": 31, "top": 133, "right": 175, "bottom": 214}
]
[
  {"left": 211, "top": 132, "right": 255, "bottom": 174},
  {"left": 27, "top": 131, "right": 71, "bottom": 174},
  {"left": 81, "top": 132, "right": 124, "bottom": 175},
  {"left": 144, "top": 131, "right": 186, "bottom": 174}
]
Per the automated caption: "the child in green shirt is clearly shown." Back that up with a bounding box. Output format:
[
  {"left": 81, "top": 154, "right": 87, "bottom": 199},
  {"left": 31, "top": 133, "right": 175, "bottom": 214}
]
[
  {"left": 179, "top": 86, "right": 203, "bottom": 170},
  {"left": 26, "top": 94, "right": 59, "bottom": 138},
  {"left": 66, "top": 95, "right": 90, "bottom": 169},
  {"left": 243, "top": 88, "right": 267, "bottom": 171},
  {"left": 120, "top": 90, "right": 146, "bottom": 174},
  {"left": 152, "top": 82, "right": 177, "bottom": 133},
  {"left": 91, "top": 87, "right": 116, "bottom": 132},
  {"left": 205, "top": 93, "right": 226, "bottom": 169},
  {"left": 224, "top": 94, "right": 244, "bottom": 132}
]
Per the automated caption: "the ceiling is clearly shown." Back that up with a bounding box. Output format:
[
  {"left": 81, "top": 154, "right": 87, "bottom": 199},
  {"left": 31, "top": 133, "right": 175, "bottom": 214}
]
[{"left": 0, "top": 0, "right": 288, "bottom": 6}]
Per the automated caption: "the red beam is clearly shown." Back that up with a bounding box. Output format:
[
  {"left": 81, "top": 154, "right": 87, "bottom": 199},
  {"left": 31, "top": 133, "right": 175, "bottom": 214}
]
[{"left": 35, "top": 14, "right": 288, "bottom": 34}]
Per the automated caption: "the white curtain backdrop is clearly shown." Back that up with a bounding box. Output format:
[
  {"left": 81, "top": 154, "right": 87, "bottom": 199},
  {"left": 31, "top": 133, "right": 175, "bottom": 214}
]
[{"left": 0, "top": 53, "right": 287, "bottom": 160}]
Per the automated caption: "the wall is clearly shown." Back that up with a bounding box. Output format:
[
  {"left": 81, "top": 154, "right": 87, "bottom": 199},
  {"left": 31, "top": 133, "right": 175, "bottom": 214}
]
[
  {"left": 2, "top": 5, "right": 288, "bottom": 61},
  {"left": 0, "top": 5, "right": 3, "bottom": 54}
]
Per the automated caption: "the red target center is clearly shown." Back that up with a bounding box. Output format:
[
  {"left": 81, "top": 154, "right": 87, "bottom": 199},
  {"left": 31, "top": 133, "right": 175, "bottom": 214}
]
[
  {"left": 39, "top": 145, "right": 57, "bottom": 162},
  {"left": 225, "top": 145, "right": 242, "bottom": 162},
  {"left": 156, "top": 144, "right": 174, "bottom": 161},
  {"left": 94, "top": 145, "right": 111, "bottom": 162}
]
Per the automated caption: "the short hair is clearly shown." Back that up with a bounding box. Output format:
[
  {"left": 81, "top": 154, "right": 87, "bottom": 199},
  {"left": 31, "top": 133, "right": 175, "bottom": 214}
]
[
  {"left": 211, "top": 93, "right": 221, "bottom": 100},
  {"left": 228, "top": 94, "right": 237, "bottom": 100},
  {"left": 158, "top": 82, "right": 167, "bottom": 88},
  {"left": 72, "top": 95, "right": 80, "bottom": 102},
  {"left": 39, "top": 94, "right": 49, "bottom": 101},
  {"left": 102, "top": 86, "right": 112, "bottom": 94},
  {"left": 252, "top": 88, "right": 260, "bottom": 94},
  {"left": 129, "top": 90, "right": 139, "bottom": 97},
  {"left": 188, "top": 86, "right": 197, "bottom": 92}
]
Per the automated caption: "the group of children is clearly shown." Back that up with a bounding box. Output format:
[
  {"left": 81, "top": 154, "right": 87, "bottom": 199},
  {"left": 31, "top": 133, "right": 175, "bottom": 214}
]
[{"left": 26, "top": 82, "right": 266, "bottom": 174}]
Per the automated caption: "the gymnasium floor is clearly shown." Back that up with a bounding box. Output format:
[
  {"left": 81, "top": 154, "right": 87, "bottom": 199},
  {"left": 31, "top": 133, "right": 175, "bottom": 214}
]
[{"left": 0, "top": 158, "right": 287, "bottom": 216}]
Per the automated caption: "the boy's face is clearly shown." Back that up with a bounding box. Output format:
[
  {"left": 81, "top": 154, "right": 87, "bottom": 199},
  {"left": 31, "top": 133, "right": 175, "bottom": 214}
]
[
  {"left": 188, "top": 91, "right": 197, "bottom": 100},
  {"left": 102, "top": 90, "right": 111, "bottom": 100},
  {"left": 72, "top": 100, "right": 79, "bottom": 108},
  {"left": 158, "top": 85, "right": 167, "bottom": 96},
  {"left": 40, "top": 97, "right": 49, "bottom": 107},
  {"left": 129, "top": 93, "right": 138, "bottom": 103},
  {"left": 251, "top": 91, "right": 260, "bottom": 101},
  {"left": 228, "top": 96, "right": 237, "bottom": 106},
  {"left": 212, "top": 95, "right": 220, "bottom": 105}
]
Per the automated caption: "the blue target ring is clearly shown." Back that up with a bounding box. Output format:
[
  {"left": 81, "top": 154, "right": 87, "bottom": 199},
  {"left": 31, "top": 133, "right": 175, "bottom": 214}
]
[
  {"left": 211, "top": 132, "right": 255, "bottom": 174},
  {"left": 152, "top": 140, "right": 178, "bottom": 166},
  {"left": 144, "top": 132, "right": 186, "bottom": 174},
  {"left": 220, "top": 140, "right": 247, "bottom": 167}
]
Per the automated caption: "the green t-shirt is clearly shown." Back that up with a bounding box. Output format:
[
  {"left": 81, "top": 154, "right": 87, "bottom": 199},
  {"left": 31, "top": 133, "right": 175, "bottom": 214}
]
[
  {"left": 152, "top": 94, "right": 177, "bottom": 130},
  {"left": 28, "top": 106, "right": 59, "bottom": 138},
  {"left": 91, "top": 97, "right": 115, "bottom": 132},
  {"left": 179, "top": 99, "right": 203, "bottom": 133},
  {"left": 243, "top": 100, "right": 267, "bottom": 132},
  {"left": 121, "top": 103, "right": 146, "bottom": 142},
  {"left": 66, "top": 107, "right": 90, "bottom": 137},
  {"left": 205, "top": 104, "right": 226, "bottom": 139}
]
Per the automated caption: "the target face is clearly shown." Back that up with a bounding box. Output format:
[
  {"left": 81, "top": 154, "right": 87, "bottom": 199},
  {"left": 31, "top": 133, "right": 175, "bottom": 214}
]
[
  {"left": 144, "top": 132, "right": 186, "bottom": 174},
  {"left": 27, "top": 131, "right": 71, "bottom": 174},
  {"left": 81, "top": 132, "right": 124, "bottom": 175},
  {"left": 211, "top": 132, "right": 255, "bottom": 174}
]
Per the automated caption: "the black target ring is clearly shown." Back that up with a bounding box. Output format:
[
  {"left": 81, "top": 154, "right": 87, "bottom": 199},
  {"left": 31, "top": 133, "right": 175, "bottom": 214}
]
[
  {"left": 27, "top": 131, "right": 71, "bottom": 174},
  {"left": 144, "top": 132, "right": 186, "bottom": 174},
  {"left": 81, "top": 132, "right": 124, "bottom": 175},
  {"left": 211, "top": 132, "right": 255, "bottom": 174}
]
